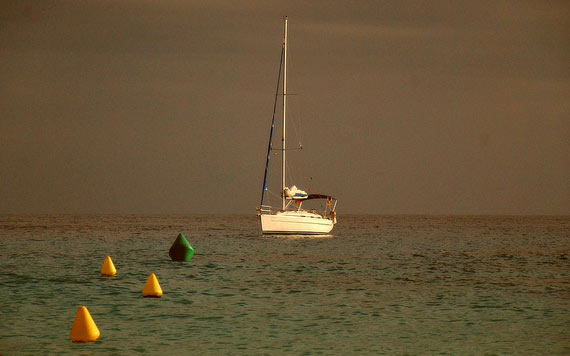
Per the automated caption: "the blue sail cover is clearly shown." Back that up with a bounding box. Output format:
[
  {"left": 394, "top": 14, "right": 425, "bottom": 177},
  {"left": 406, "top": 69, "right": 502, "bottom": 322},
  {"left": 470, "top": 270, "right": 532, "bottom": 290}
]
[
  {"left": 284, "top": 186, "right": 308, "bottom": 200},
  {"left": 292, "top": 192, "right": 308, "bottom": 199}
]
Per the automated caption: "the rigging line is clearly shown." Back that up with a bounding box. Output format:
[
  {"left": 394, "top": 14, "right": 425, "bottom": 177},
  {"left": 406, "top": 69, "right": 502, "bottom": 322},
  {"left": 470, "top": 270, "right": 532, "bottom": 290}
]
[
  {"left": 285, "top": 67, "right": 304, "bottom": 189},
  {"left": 284, "top": 42, "right": 303, "bottom": 150},
  {"left": 281, "top": 44, "right": 304, "bottom": 189},
  {"left": 288, "top": 111, "right": 302, "bottom": 149},
  {"left": 265, "top": 189, "right": 281, "bottom": 199},
  {"left": 285, "top": 155, "right": 302, "bottom": 193},
  {"left": 260, "top": 46, "right": 285, "bottom": 207}
]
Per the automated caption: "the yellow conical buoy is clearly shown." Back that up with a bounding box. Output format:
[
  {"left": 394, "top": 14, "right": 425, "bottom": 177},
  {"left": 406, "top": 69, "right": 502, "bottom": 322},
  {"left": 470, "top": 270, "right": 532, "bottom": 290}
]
[
  {"left": 100, "top": 256, "right": 117, "bottom": 276},
  {"left": 70, "top": 306, "right": 100, "bottom": 343},
  {"left": 142, "top": 273, "right": 163, "bottom": 298}
]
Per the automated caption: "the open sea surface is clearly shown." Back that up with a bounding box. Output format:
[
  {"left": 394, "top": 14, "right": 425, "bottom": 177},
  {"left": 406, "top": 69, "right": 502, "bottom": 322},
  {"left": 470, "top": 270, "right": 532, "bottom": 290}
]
[{"left": 0, "top": 214, "right": 568, "bottom": 355}]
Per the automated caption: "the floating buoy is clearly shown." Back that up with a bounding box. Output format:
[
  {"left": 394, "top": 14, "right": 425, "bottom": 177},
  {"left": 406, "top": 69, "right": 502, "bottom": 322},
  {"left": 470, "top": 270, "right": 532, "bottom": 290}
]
[
  {"left": 142, "top": 273, "right": 163, "bottom": 298},
  {"left": 100, "top": 256, "right": 117, "bottom": 276},
  {"left": 70, "top": 306, "right": 100, "bottom": 343},
  {"left": 169, "top": 233, "right": 194, "bottom": 262}
]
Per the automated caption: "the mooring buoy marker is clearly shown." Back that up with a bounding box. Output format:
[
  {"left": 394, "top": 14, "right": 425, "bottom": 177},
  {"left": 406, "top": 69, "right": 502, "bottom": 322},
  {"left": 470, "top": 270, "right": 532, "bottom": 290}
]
[
  {"left": 169, "top": 233, "right": 194, "bottom": 262},
  {"left": 100, "top": 256, "right": 117, "bottom": 276},
  {"left": 142, "top": 273, "right": 163, "bottom": 298},
  {"left": 70, "top": 306, "right": 100, "bottom": 343}
]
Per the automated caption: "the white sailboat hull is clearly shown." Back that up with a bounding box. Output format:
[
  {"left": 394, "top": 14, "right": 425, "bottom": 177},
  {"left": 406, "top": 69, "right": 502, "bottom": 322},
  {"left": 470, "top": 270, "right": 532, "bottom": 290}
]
[{"left": 259, "top": 211, "right": 334, "bottom": 235}]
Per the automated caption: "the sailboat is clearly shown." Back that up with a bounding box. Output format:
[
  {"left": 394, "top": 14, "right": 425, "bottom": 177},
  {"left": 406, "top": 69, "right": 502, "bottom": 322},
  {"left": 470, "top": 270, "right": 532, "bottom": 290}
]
[{"left": 257, "top": 17, "right": 338, "bottom": 235}]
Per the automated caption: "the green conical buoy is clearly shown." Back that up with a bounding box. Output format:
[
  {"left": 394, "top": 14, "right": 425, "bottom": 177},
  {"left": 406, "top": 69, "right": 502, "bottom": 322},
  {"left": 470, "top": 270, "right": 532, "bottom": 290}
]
[{"left": 169, "top": 233, "right": 194, "bottom": 262}]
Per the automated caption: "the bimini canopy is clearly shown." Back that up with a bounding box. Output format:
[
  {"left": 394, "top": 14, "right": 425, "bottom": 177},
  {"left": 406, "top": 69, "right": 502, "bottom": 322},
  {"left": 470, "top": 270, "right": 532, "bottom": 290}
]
[{"left": 305, "top": 194, "right": 336, "bottom": 201}]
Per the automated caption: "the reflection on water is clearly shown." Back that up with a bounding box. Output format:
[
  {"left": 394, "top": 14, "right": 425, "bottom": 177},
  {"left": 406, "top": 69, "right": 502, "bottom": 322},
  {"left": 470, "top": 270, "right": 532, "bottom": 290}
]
[
  {"left": 265, "top": 233, "right": 336, "bottom": 240},
  {"left": 0, "top": 215, "right": 568, "bottom": 355}
]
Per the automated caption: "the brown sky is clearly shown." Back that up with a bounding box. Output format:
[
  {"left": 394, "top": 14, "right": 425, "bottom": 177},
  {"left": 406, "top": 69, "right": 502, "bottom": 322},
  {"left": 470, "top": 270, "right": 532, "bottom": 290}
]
[{"left": 1, "top": 0, "right": 569, "bottom": 214}]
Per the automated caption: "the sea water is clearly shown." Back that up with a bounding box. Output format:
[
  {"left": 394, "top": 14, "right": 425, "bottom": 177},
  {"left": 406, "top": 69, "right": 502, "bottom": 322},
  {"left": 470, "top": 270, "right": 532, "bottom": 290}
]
[{"left": 0, "top": 215, "right": 568, "bottom": 355}]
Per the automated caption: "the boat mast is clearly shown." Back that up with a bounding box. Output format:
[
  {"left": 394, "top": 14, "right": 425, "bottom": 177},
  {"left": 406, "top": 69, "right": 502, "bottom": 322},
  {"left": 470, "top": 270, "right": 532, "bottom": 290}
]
[{"left": 282, "top": 16, "right": 288, "bottom": 211}]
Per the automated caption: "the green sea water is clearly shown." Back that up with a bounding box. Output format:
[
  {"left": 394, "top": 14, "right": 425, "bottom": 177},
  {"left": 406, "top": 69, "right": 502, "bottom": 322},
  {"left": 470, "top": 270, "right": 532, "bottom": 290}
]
[{"left": 0, "top": 215, "right": 568, "bottom": 355}]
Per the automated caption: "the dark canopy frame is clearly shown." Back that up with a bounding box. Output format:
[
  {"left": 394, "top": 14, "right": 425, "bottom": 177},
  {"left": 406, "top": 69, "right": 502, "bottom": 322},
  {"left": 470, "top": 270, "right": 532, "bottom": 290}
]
[{"left": 292, "top": 194, "right": 336, "bottom": 201}]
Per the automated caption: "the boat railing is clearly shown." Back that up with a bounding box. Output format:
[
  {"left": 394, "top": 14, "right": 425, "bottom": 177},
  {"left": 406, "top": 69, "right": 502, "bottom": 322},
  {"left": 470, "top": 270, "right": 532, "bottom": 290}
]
[
  {"left": 257, "top": 205, "right": 273, "bottom": 215},
  {"left": 258, "top": 204, "right": 336, "bottom": 220}
]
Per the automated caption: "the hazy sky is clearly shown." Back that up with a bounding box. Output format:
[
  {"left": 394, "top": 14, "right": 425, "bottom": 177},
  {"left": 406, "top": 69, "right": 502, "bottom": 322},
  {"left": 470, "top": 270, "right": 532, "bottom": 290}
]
[{"left": 1, "top": 1, "right": 569, "bottom": 214}]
